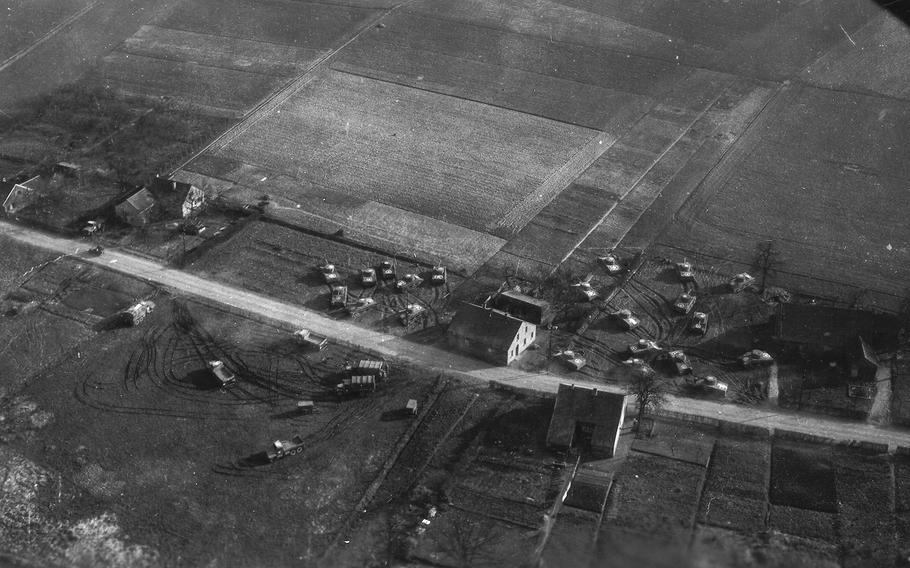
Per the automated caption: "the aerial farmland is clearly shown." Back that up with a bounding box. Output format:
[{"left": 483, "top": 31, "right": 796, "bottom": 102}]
[{"left": 1, "top": 0, "right": 910, "bottom": 566}]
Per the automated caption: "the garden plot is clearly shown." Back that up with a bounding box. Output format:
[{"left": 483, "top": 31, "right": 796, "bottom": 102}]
[
  {"left": 605, "top": 452, "right": 706, "bottom": 541},
  {"left": 206, "top": 69, "right": 595, "bottom": 234}
]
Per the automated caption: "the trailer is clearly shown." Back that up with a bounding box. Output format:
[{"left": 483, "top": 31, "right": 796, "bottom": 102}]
[
  {"left": 345, "top": 359, "right": 390, "bottom": 380},
  {"left": 294, "top": 328, "right": 328, "bottom": 351}
]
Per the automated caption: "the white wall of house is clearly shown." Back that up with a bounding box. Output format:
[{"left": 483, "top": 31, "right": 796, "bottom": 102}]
[{"left": 505, "top": 321, "right": 537, "bottom": 364}]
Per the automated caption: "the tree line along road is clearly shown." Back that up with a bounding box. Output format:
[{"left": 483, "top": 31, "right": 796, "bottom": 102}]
[{"left": 1, "top": 220, "right": 908, "bottom": 450}]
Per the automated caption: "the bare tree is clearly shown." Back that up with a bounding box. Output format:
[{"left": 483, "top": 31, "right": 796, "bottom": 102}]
[
  {"left": 432, "top": 516, "right": 502, "bottom": 568},
  {"left": 628, "top": 369, "right": 668, "bottom": 436},
  {"left": 754, "top": 240, "right": 780, "bottom": 293}
]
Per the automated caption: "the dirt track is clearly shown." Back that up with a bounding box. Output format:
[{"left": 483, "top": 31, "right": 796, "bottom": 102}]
[{"left": 3, "top": 220, "right": 909, "bottom": 449}]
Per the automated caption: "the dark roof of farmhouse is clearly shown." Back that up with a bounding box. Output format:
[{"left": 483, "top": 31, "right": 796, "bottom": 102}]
[
  {"left": 497, "top": 290, "right": 550, "bottom": 309},
  {"left": 447, "top": 303, "right": 529, "bottom": 350},
  {"left": 120, "top": 188, "right": 156, "bottom": 212}
]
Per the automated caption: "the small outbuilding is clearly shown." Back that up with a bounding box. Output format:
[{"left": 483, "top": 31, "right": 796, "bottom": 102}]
[
  {"left": 547, "top": 383, "right": 627, "bottom": 457},
  {"left": 3, "top": 175, "right": 44, "bottom": 215},
  {"left": 115, "top": 188, "right": 156, "bottom": 226},
  {"left": 491, "top": 290, "right": 554, "bottom": 326},
  {"left": 562, "top": 468, "right": 614, "bottom": 514},
  {"left": 447, "top": 303, "right": 536, "bottom": 365}
]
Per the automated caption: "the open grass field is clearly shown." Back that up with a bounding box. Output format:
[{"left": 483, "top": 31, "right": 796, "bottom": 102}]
[
  {"left": 159, "top": 0, "right": 378, "bottom": 50},
  {"left": 87, "top": 0, "right": 380, "bottom": 116},
  {"left": 96, "top": 52, "right": 287, "bottom": 116},
  {"left": 206, "top": 69, "right": 595, "bottom": 233},
  {"left": 801, "top": 10, "right": 910, "bottom": 100},
  {"left": 0, "top": 0, "right": 92, "bottom": 61},
  {"left": 121, "top": 25, "right": 323, "bottom": 77},
  {"left": 657, "top": 82, "right": 910, "bottom": 310}
]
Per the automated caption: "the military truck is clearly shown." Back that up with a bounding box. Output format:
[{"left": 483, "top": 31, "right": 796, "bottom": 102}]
[
  {"left": 335, "top": 374, "right": 377, "bottom": 396},
  {"left": 294, "top": 328, "right": 328, "bottom": 351},
  {"left": 266, "top": 435, "right": 305, "bottom": 461},
  {"left": 207, "top": 360, "right": 236, "bottom": 386},
  {"left": 330, "top": 285, "right": 348, "bottom": 308}
]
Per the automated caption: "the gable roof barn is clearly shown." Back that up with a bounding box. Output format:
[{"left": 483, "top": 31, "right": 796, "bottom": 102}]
[{"left": 547, "top": 383, "right": 627, "bottom": 457}]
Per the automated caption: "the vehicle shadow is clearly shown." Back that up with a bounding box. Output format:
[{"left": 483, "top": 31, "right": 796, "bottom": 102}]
[
  {"left": 93, "top": 313, "right": 128, "bottom": 332},
  {"left": 237, "top": 452, "right": 271, "bottom": 468},
  {"left": 186, "top": 368, "right": 221, "bottom": 390}
]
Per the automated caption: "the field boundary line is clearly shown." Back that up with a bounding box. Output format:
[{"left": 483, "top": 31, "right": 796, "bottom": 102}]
[
  {"left": 331, "top": 65, "right": 603, "bottom": 131},
  {"left": 0, "top": 0, "right": 100, "bottom": 73},
  {"left": 130, "top": 24, "right": 329, "bottom": 53},
  {"left": 169, "top": 1, "right": 416, "bottom": 176},
  {"left": 109, "top": 48, "right": 285, "bottom": 79}
]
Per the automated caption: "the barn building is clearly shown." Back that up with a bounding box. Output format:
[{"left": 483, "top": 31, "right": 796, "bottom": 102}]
[
  {"left": 491, "top": 290, "right": 554, "bottom": 326},
  {"left": 115, "top": 188, "right": 156, "bottom": 226},
  {"left": 447, "top": 303, "right": 536, "bottom": 365},
  {"left": 547, "top": 383, "right": 627, "bottom": 457}
]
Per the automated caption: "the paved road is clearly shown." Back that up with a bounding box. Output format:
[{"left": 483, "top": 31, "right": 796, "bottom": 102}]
[{"left": 2, "top": 220, "right": 909, "bottom": 449}]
